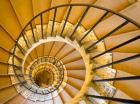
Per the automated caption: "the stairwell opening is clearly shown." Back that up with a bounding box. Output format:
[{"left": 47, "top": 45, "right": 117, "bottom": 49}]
[{"left": 32, "top": 68, "right": 53, "bottom": 88}]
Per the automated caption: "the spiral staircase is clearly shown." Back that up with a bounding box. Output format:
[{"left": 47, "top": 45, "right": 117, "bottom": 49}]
[{"left": 0, "top": 0, "right": 140, "bottom": 104}]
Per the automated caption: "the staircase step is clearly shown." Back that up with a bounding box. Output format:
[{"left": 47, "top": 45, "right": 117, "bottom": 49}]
[
  {"left": 53, "top": 95, "right": 63, "bottom": 104},
  {"left": 44, "top": 41, "right": 54, "bottom": 56},
  {"left": 10, "top": 0, "right": 34, "bottom": 27},
  {"left": 113, "top": 52, "right": 140, "bottom": 75},
  {"left": 24, "top": 99, "right": 35, "bottom": 104},
  {"left": 36, "top": 25, "right": 47, "bottom": 39},
  {"left": 94, "top": 2, "right": 140, "bottom": 39},
  {"left": 6, "top": 94, "right": 25, "bottom": 104},
  {"left": 110, "top": 88, "right": 133, "bottom": 104},
  {"left": 82, "top": 40, "right": 97, "bottom": 50},
  {"left": 87, "top": 87, "right": 106, "bottom": 104},
  {"left": 49, "top": 41, "right": 65, "bottom": 57},
  {"left": 61, "top": 50, "right": 82, "bottom": 64},
  {"left": 44, "top": 99, "right": 54, "bottom": 104},
  {"left": 92, "top": 75, "right": 116, "bottom": 97},
  {"left": 94, "top": 67, "right": 116, "bottom": 79},
  {"left": 81, "top": 0, "right": 132, "bottom": 29},
  {"left": 32, "top": 0, "right": 51, "bottom": 24},
  {"left": 67, "top": 77, "right": 84, "bottom": 90},
  {"left": 67, "top": 0, "right": 96, "bottom": 24},
  {"left": 60, "top": 89, "right": 72, "bottom": 103},
  {"left": 0, "top": 86, "right": 18, "bottom": 103},
  {"left": 104, "top": 30, "right": 140, "bottom": 53},
  {"left": 67, "top": 70, "right": 85, "bottom": 80},
  {"left": 55, "top": 43, "right": 75, "bottom": 59},
  {"left": 65, "top": 59, "right": 85, "bottom": 70},
  {"left": 50, "top": 0, "right": 71, "bottom": 22},
  {"left": 36, "top": 44, "right": 44, "bottom": 57},
  {"left": 114, "top": 69, "right": 140, "bottom": 100},
  {"left": 0, "top": 0, "right": 22, "bottom": 39},
  {"left": 0, "top": 26, "right": 15, "bottom": 50},
  {"left": 90, "top": 51, "right": 112, "bottom": 65},
  {"left": 64, "top": 83, "right": 79, "bottom": 98}
]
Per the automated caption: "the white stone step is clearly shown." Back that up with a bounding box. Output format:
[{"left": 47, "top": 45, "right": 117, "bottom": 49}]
[
  {"left": 82, "top": 40, "right": 97, "bottom": 50},
  {"left": 44, "top": 99, "right": 53, "bottom": 104},
  {"left": 87, "top": 87, "right": 106, "bottom": 104},
  {"left": 89, "top": 51, "right": 112, "bottom": 65},
  {"left": 53, "top": 95, "right": 63, "bottom": 104}
]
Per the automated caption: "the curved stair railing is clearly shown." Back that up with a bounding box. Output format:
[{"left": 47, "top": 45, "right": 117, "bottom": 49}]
[{"left": 0, "top": 4, "right": 140, "bottom": 104}]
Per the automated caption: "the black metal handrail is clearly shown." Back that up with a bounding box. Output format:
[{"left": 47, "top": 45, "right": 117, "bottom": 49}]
[
  {"left": 93, "top": 54, "right": 140, "bottom": 71},
  {"left": 87, "top": 21, "right": 129, "bottom": 50},
  {"left": 91, "top": 35, "right": 140, "bottom": 60},
  {"left": 86, "top": 95, "right": 140, "bottom": 103},
  {"left": 9, "top": 3, "right": 140, "bottom": 103},
  {"left": 13, "top": 4, "right": 140, "bottom": 45},
  {"left": 93, "top": 76, "right": 140, "bottom": 82}
]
